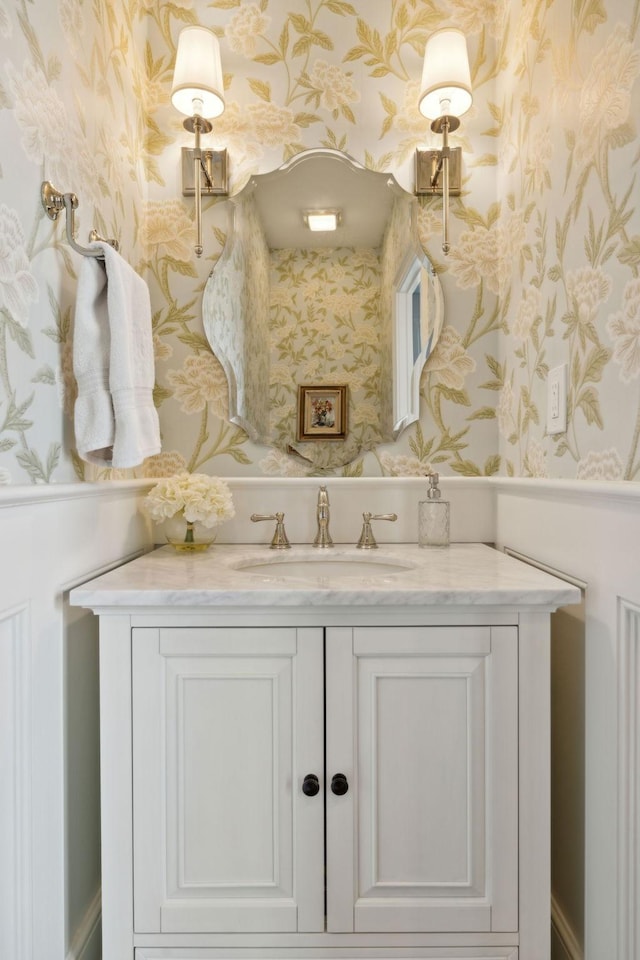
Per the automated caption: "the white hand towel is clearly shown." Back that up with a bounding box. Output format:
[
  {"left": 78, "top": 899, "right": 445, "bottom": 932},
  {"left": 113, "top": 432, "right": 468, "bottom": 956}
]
[{"left": 73, "top": 242, "right": 161, "bottom": 468}]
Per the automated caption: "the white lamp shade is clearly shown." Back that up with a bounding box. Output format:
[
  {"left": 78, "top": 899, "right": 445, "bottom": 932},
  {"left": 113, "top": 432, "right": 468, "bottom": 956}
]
[
  {"left": 171, "top": 26, "right": 225, "bottom": 119},
  {"left": 419, "top": 28, "right": 472, "bottom": 120}
]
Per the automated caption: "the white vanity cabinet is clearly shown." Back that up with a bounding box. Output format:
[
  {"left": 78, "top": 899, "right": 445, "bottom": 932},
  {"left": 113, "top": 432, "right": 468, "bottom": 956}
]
[
  {"left": 71, "top": 542, "right": 580, "bottom": 960},
  {"left": 132, "top": 624, "right": 517, "bottom": 940}
]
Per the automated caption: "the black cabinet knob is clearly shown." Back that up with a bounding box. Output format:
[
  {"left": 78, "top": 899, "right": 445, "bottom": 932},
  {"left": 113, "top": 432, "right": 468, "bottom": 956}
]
[
  {"left": 331, "top": 773, "right": 349, "bottom": 796},
  {"left": 302, "top": 773, "right": 320, "bottom": 797}
]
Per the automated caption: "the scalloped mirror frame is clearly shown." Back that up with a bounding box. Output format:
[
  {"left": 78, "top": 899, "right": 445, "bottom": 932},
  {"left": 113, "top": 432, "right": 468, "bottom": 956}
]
[{"left": 202, "top": 149, "right": 444, "bottom": 469}]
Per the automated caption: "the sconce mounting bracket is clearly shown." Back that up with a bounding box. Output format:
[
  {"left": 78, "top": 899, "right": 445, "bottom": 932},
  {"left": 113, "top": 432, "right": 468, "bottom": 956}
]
[
  {"left": 415, "top": 148, "right": 462, "bottom": 197},
  {"left": 181, "top": 147, "right": 229, "bottom": 197}
]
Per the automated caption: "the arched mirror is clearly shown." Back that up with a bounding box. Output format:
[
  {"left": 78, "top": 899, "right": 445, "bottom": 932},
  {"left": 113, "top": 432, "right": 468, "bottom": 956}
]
[{"left": 202, "top": 149, "right": 444, "bottom": 469}]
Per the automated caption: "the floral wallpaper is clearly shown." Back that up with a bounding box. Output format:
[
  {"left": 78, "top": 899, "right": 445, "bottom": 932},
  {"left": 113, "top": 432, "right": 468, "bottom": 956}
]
[
  {"left": 0, "top": 0, "right": 638, "bottom": 484},
  {"left": 495, "top": 0, "right": 640, "bottom": 480},
  {"left": 0, "top": 0, "right": 148, "bottom": 483},
  {"left": 269, "top": 244, "right": 384, "bottom": 470}
]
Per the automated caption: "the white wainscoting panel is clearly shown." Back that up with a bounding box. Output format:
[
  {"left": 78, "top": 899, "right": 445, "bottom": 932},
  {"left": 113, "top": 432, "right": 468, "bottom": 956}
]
[
  {"left": 0, "top": 480, "right": 154, "bottom": 960},
  {"left": 494, "top": 477, "right": 640, "bottom": 960},
  {"left": 0, "top": 602, "right": 32, "bottom": 960},
  {"left": 618, "top": 596, "right": 640, "bottom": 960}
]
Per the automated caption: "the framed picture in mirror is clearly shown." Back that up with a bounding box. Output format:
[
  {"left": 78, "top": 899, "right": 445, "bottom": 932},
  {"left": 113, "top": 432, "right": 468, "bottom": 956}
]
[{"left": 297, "top": 385, "right": 347, "bottom": 441}]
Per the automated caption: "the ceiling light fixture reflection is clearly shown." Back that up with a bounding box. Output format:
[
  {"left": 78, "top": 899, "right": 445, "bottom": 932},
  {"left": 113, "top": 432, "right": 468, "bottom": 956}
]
[{"left": 303, "top": 209, "right": 342, "bottom": 232}]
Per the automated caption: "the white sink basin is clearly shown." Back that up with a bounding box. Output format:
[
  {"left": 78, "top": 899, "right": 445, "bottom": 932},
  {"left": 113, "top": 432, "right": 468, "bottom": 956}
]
[{"left": 236, "top": 556, "right": 414, "bottom": 580}]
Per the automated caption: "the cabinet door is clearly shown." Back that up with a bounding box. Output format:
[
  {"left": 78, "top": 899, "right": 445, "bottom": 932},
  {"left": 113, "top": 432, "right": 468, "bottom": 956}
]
[
  {"left": 325, "top": 625, "right": 518, "bottom": 934},
  {"left": 132, "top": 626, "right": 324, "bottom": 934}
]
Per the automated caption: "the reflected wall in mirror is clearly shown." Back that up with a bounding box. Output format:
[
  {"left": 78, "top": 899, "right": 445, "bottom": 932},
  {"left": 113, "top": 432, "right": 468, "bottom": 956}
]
[{"left": 202, "top": 150, "right": 444, "bottom": 469}]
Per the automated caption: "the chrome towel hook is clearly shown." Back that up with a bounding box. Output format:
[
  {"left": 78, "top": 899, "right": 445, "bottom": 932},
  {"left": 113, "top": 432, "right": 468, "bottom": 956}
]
[{"left": 41, "top": 181, "right": 119, "bottom": 258}]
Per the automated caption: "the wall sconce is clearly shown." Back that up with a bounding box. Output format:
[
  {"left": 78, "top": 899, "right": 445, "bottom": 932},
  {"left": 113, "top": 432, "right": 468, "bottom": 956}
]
[
  {"left": 171, "top": 25, "right": 229, "bottom": 258},
  {"left": 415, "top": 27, "right": 472, "bottom": 256}
]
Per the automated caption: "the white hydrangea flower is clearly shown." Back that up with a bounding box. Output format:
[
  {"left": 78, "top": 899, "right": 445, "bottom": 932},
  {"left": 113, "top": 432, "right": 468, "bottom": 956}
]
[
  {"left": 167, "top": 354, "right": 229, "bottom": 418},
  {"left": 576, "top": 448, "right": 624, "bottom": 480},
  {"left": 225, "top": 4, "right": 270, "bottom": 58},
  {"left": 0, "top": 1, "right": 12, "bottom": 37},
  {"left": 449, "top": 211, "right": 526, "bottom": 296},
  {"left": 524, "top": 439, "right": 548, "bottom": 478},
  {"left": 395, "top": 79, "right": 428, "bottom": 136},
  {"left": 511, "top": 287, "right": 541, "bottom": 341},
  {"left": 0, "top": 204, "right": 38, "bottom": 327},
  {"left": 271, "top": 363, "right": 296, "bottom": 386},
  {"left": 425, "top": 326, "right": 476, "bottom": 390},
  {"left": 607, "top": 278, "right": 640, "bottom": 383},
  {"left": 143, "top": 473, "right": 235, "bottom": 528},
  {"left": 244, "top": 101, "right": 300, "bottom": 147},
  {"left": 353, "top": 324, "right": 379, "bottom": 346},
  {"left": 567, "top": 265, "right": 612, "bottom": 330},
  {"left": 352, "top": 401, "right": 378, "bottom": 426},
  {"left": 259, "top": 448, "right": 311, "bottom": 477},
  {"left": 142, "top": 200, "right": 193, "bottom": 261},
  {"left": 142, "top": 451, "right": 188, "bottom": 478},
  {"left": 496, "top": 380, "right": 515, "bottom": 438},
  {"left": 379, "top": 452, "right": 434, "bottom": 477},
  {"left": 5, "top": 61, "right": 68, "bottom": 167},
  {"left": 308, "top": 59, "right": 360, "bottom": 112}
]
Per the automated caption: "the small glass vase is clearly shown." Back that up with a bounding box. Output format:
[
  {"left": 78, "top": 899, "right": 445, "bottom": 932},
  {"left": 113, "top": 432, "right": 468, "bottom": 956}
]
[{"left": 167, "top": 520, "right": 215, "bottom": 553}]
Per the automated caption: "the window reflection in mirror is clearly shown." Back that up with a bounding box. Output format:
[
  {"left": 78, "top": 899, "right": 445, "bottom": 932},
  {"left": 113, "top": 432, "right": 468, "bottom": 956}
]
[
  {"left": 202, "top": 150, "right": 444, "bottom": 469},
  {"left": 394, "top": 251, "right": 441, "bottom": 436}
]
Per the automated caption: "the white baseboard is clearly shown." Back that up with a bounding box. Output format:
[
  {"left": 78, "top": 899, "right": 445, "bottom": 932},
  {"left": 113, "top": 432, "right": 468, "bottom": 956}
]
[
  {"left": 66, "top": 887, "right": 101, "bottom": 960},
  {"left": 551, "top": 891, "right": 583, "bottom": 960}
]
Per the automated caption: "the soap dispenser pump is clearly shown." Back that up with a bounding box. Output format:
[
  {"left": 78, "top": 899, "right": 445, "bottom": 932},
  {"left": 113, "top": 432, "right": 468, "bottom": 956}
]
[{"left": 418, "top": 472, "right": 450, "bottom": 547}]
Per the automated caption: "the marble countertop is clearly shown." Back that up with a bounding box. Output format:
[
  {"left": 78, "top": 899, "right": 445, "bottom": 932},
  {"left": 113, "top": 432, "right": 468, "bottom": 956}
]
[{"left": 70, "top": 542, "right": 581, "bottom": 609}]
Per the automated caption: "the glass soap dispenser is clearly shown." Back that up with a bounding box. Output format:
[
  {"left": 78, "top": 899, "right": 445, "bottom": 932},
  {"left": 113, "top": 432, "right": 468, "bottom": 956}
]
[{"left": 418, "top": 473, "right": 450, "bottom": 547}]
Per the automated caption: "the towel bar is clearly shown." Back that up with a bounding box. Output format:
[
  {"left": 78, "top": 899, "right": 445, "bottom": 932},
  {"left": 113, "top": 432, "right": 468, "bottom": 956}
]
[{"left": 41, "top": 181, "right": 119, "bottom": 258}]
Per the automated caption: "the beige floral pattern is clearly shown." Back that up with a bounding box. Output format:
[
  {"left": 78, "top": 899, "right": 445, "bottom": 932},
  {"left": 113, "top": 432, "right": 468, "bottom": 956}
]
[
  {"left": 378, "top": 451, "right": 434, "bottom": 477},
  {"left": 0, "top": 205, "right": 38, "bottom": 325},
  {"left": 307, "top": 59, "right": 360, "bottom": 111},
  {"left": 576, "top": 447, "right": 624, "bottom": 480},
  {"left": 425, "top": 326, "right": 476, "bottom": 392},
  {"left": 0, "top": 0, "right": 639, "bottom": 484},
  {"left": 269, "top": 244, "right": 384, "bottom": 469},
  {"left": 143, "top": 451, "right": 189, "bottom": 477},
  {"left": 607, "top": 280, "right": 640, "bottom": 384},
  {"left": 225, "top": 4, "right": 271, "bottom": 58},
  {"left": 142, "top": 201, "right": 194, "bottom": 261},
  {"left": 450, "top": 212, "right": 526, "bottom": 297},
  {"left": 575, "top": 24, "right": 640, "bottom": 168},
  {"left": 448, "top": 0, "right": 507, "bottom": 38},
  {"left": 168, "top": 354, "right": 229, "bottom": 418}
]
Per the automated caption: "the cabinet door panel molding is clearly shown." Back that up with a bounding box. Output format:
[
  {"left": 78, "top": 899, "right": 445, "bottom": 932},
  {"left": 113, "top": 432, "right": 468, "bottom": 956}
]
[
  {"left": 327, "top": 626, "right": 518, "bottom": 935},
  {"left": 132, "top": 626, "right": 324, "bottom": 934}
]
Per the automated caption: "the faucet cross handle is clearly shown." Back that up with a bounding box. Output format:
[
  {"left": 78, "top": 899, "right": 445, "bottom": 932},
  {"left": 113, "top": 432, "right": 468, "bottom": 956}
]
[
  {"left": 356, "top": 512, "right": 398, "bottom": 550},
  {"left": 251, "top": 512, "right": 291, "bottom": 549}
]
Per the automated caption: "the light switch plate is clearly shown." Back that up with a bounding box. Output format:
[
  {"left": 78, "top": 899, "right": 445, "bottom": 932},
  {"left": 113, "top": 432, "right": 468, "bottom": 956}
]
[{"left": 547, "top": 364, "right": 568, "bottom": 435}]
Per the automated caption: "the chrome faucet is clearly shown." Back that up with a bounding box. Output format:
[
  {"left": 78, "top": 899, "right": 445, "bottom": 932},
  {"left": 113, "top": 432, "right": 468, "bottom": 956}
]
[{"left": 313, "top": 485, "right": 333, "bottom": 548}]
